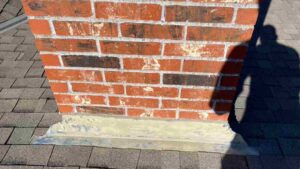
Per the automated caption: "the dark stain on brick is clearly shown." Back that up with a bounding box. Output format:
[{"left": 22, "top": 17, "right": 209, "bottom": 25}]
[
  {"left": 169, "top": 26, "right": 182, "bottom": 39},
  {"left": 125, "top": 24, "right": 145, "bottom": 38},
  {"left": 62, "top": 55, "right": 120, "bottom": 68},
  {"left": 77, "top": 106, "right": 125, "bottom": 115},
  {"left": 77, "top": 42, "right": 94, "bottom": 50},
  {"left": 28, "top": 2, "right": 44, "bottom": 10},
  {"left": 163, "top": 74, "right": 218, "bottom": 86}
]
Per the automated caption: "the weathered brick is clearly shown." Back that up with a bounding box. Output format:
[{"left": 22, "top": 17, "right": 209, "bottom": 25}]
[
  {"left": 72, "top": 83, "right": 124, "bottom": 94},
  {"left": 126, "top": 86, "right": 179, "bottom": 98},
  {"left": 95, "top": 2, "right": 161, "bottom": 21},
  {"left": 123, "top": 58, "right": 181, "bottom": 71},
  {"left": 45, "top": 69, "right": 102, "bottom": 82},
  {"left": 35, "top": 39, "right": 97, "bottom": 52},
  {"left": 121, "top": 23, "right": 183, "bottom": 40},
  {"left": 164, "top": 43, "right": 224, "bottom": 57},
  {"left": 105, "top": 71, "right": 160, "bottom": 84},
  {"left": 62, "top": 55, "right": 120, "bottom": 69},
  {"left": 22, "top": 0, "right": 91, "bottom": 17},
  {"left": 54, "top": 21, "right": 118, "bottom": 37},
  {"left": 54, "top": 94, "right": 105, "bottom": 105},
  {"left": 166, "top": 6, "right": 234, "bottom": 23},
  {"left": 163, "top": 74, "right": 218, "bottom": 86},
  {"left": 109, "top": 97, "right": 159, "bottom": 108},
  {"left": 162, "top": 100, "right": 211, "bottom": 110},
  {"left": 187, "top": 27, "right": 253, "bottom": 42},
  {"left": 76, "top": 106, "right": 125, "bottom": 115},
  {"left": 100, "top": 41, "right": 161, "bottom": 55}
]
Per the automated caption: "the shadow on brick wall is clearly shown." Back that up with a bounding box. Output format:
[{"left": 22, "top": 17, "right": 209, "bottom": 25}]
[{"left": 210, "top": 0, "right": 300, "bottom": 167}]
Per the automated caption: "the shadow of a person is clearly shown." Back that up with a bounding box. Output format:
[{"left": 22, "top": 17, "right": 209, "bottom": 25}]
[{"left": 213, "top": 25, "right": 300, "bottom": 168}]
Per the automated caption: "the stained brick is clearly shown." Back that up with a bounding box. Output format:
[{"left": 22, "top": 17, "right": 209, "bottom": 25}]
[
  {"left": 164, "top": 43, "right": 224, "bottom": 57},
  {"left": 22, "top": 0, "right": 91, "bottom": 17},
  {"left": 100, "top": 41, "right": 161, "bottom": 55},
  {"left": 54, "top": 94, "right": 105, "bottom": 105},
  {"left": 109, "top": 97, "right": 159, "bottom": 108},
  {"left": 166, "top": 6, "right": 234, "bottom": 23},
  {"left": 95, "top": 2, "right": 161, "bottom": 21},
  {"left": 72, "top": 83, "right": 124, "bottom": 94},
  {"left": 126, "top": 86, "right": 179, "bottom": 98},
  {"left": 123, "top": 58, "right": 181, "bottom": 71},
  {"left": 54, "top": 21, "right": 118, "bottom": 37},
  {"left": 45, "top": 69, "right": 102, "bottom": 82},
  {"left": 187, "top": 27, "right": 253, "bottom": 42},
  {"left": 76, "top": 106, "right": 125, "bottom": 115},
  {"left": 62, "top": 55, "right": 120, "bottom": 69},
  {"left": 105, "top": 71, "right": 160, "bottom": 84},
  {"left": 162, "top": 100, "right": 211, "bottom": 110},
  {"left": 163, "top": 74, "right": 218, "bottom": 86},
  {"left": 121, "top": 23, "right": 183, "bottom": 40},
  {"left": 35, "top": 39, "right": 97, "bottom": 52}
]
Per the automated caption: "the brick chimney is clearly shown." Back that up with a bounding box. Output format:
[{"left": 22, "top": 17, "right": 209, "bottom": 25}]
[{"left": 21, "top": 0, "right": 260, "bottom": 122}]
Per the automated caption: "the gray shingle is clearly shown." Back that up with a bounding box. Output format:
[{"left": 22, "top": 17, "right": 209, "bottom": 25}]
[
  {"left": 198, "top": 152, "right": 222, "bottom": 169},
  {"left": 12, "top": 78, "right": 45, "bottom": 88},
  {"left": 88, "top": 147, "right": 111, "bottom": 168},
  {"left": 0, "top": 113, "right": 43, "bottom": 127},
  {"left": 180, "top": 152, "right": 199, "bottom": 169},
  {"left": 0, "top": 100, "right": 18, "bottom": 113},
  {"left": 20, "top": 88, "right": 45, "bottom": 99},
  {"left": 161, "top": 151, "right": 180, "bottom": 169},
  {"left": 0, "top": 128, "right": 13, "bottom": 144},
  {"left": 110, "top": 148, "right": 140, "bottom": 169},
  {"left": 0, "top": 78, "right": 15, "bottom": 88},
  {"left": 38, "top": 114, "right": 62, "bottom": 127},
  {"left": 0, "top": 145, "right": 10, "bottom": 162},
  {"left": 48, "top": 146, "right": 92, "bottom": 167},
  {"left": 138, "top": 150, "right": 161, "bottom": 169},
  {"left": 2, "top": 145, "right": 53, "bottom": 165},
  {"left": 7, "top": 128, "right": 35, "bottom": 145},
  {"left": 0, "top": 166, "right": 43, "bottom": 169},
  {"left": 0, "top": 88, "right": 24, "bottom": 99}
]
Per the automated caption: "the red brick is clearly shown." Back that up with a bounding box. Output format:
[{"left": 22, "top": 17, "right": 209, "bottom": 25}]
[
  {"left": 166, "top": 6, "right": 233, "bottom": 23},
  {"left": 162, "top": 100, "right": 211, "bottom": 110},
  {"left": 76, "top": 106, "right": 125, "bottom": 115},
  {"left": 58, "top": 105, "right": 74, "bottom": 114},
  {"left": 121, "top": 23, "right": 183, "bottom": 40},
  {"left": 123, "top": 58, "right": 181, "bottom": 71},
  {"left": 181, "top": 88, "right": 236, "bottom": 100},
  {"left": 35, "top": 39, "right": 97, "bottom": 52},
  {"left": 49, "top": 82, "right": 68, "bottom": 93},
  {"left": 40, "top": 54, "right": 61, "bottom": 66},
  {"left": 126, "top": 86, "right": 179, "bottom": 98},
  {"left": 105, "top": 71, "right": 160, "bottom": 84},
  {"left": 187, "top": 27, "right": 253, "bottom": 42},
  {"left": 179, "top": 111, "right": 228, "bottom": 121},
  {"left": 72, "top": 83, "right": 124, "bottom": 94},
  {"left": 45, "top": 69, "right": 102, "bottom": 82},
  {"left": 183, "top": 60, "right": 243, "bottom": 74},
  {"left": 28, "top": 19, "right": 51, "bottom": 35},
  {"left": 21, "top": 0, "right": 91, "bottom": 17},
  {"left": 215, "top": 102, "right": 233, "bottom": 112},
  {"left": 95, "top": 2, "right": 161, "bottom": 21},
  {"left": 190, "top": 0, "right": 261, "bottom": 3},
  {"left": 164, "top": 44, "right": 224, "bottom": 58},
  {"left": 236, "top": 8, "right": 259, "bottom": 25},
  {"left": 226, "top": 45, "right": 249, "bottom": 59},
  {"left": 100, "top": 41, "right": 161, "bottom": 55},
  {"left": 127, "top": 109, "right": 176, "bottom": 119},
  {"left": 109, "top": 97, "right": 159, "bottom": 108},
  {"left": 220, "top": 76, "right": 240, "bottom": 87},
  {"left": 55, "top": 94, "right": 105, "bottom": 105},
  {"left": 54, "top": 21, "right": 118, "bottom": 37}
]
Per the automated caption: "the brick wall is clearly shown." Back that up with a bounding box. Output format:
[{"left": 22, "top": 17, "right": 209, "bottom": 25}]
[{"left": 21, "top": 0, "right": 260, "bottom": 121}]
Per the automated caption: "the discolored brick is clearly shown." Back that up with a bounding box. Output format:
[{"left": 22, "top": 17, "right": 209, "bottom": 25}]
[
  {"left": 163, "top": 74, "right": 218, "bottom": 86},
  {"left": 62, "top": 55, "right": 120, "bottom": 69}
]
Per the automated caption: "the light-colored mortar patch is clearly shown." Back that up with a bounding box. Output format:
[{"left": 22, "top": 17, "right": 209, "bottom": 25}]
[{"left": 32, "top": 115, "right": 258, "bottom": 155}]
